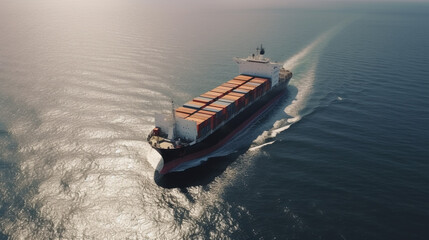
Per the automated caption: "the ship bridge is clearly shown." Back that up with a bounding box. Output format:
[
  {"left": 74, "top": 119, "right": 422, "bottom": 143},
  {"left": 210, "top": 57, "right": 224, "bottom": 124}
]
[{"left": 234, "top": 45, "right": 282, "bottom": 86}]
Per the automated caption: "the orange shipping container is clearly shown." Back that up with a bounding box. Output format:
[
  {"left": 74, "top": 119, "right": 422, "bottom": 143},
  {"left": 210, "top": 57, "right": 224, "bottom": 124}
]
[
  {"left": 186, "top": 116, "right": 207, "bottom": 128},
  {"left": 192, "top": 112, "right": 214, "bottom": 129},
  {"left": 204, "top": 105, "right": 223, "bottom": 111},
  {"left": 183, "top": 100, "right": 206, "bottom": 109},
  {"left": 239, "top": 85, "right": 257, "bottom": 91},
  {"left": 250, "top": 79, "right": 269, "bottom": 89},
  {"left": 208, "top": 103, "right": 227, "bottom": 116},
  {"left": 201, "top": 93, "right": 217, "bottom": 99},
  {"left": 210, "top": 103, "right": 227, "bottom": 110},
  {"left": 250, "top": 80, "right": 267, "bottom": 85},
  {"left": 227, "top": 79, "right": 246, "bottom": 85},
  {"left": 203, "top": 105, "right": 226, "bottom": 123},
  {"left": 218, "top": 86, "right": 231, "bottom": 90},
  {"left": 252, "top": 77, "right": 269, "bottom": 82},
  {"left": 221, "top": 83, "right": 238, "bottom": 88},
  {"left": 226, "top": 93, "right": 242, "bottom": 100},
  {"left": 246, "top": 81, "right": 262, "bottom": 86},
  {"left": 193, "top": 96, "right": 213, "bottom": 104},
  {"left": 175, "top": 112, "right": 190, "bottom": 119},
  {"left": 186, "top": 117, "right": 204, "bottom": 127},
  {"left": 176, "top": 106, "right": 197, "bottom": 115},
  {"left": 198, "top": 109, "right": 217, "bottom": 116},
  {"left": 192, "top": 112, "right": 211, "bottom": 120},
  {"left": 226, "top": 92, "right": 245, "bottom": 100},
  {"left": 203, "top": 91, "right": 224, "bottom": 98},
  {"left": 243, "top": 83, "right": 259, "bottom": 88},
  {"left": 186, "top": 116, "right": 210, "bottom": 136},
  {"left": 228, "top": 92, "right": 245, "bottom": 97},
  {"left": 234, "top": 75, "right": 253, "bottom": 81},
  {"left": 212, "top": 86, "right": 232, "bottom": 93},
  {"left": 197, "top": 110, "right": 217, "bottom": 127},
  {"left": 221, "top": 95, "right": 239, "bottom": 101},
  {"left": 220, "top": 96, "right": 239, "bottom": 108},
  {"left": 210, "top": 89, "right": 227, "bottom": 94}
]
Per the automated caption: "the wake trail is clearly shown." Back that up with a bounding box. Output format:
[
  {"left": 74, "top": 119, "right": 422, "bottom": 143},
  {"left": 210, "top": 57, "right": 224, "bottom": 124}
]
[{"left": 250, "top": 22, "right": 349, "bottom": 148}]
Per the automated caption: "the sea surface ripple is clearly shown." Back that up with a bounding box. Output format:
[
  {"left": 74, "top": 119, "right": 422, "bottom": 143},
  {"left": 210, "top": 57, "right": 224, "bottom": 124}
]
[{"left": 1, "top": 1, "right": 428, "bottom": 239}]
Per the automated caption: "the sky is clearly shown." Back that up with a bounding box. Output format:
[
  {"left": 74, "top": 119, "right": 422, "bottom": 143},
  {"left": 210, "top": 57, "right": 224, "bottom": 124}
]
[
  {"left": 119, "top": 0, "right": 427, "bottom": 14},
  {"left": 151, "top": 0, "right": 429, "bottom": 9}
]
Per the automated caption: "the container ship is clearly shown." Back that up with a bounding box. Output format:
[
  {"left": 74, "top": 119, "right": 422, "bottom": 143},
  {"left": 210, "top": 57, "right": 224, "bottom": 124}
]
[{"left": 148, "top": 45, "right": 292, "bottom": 174}]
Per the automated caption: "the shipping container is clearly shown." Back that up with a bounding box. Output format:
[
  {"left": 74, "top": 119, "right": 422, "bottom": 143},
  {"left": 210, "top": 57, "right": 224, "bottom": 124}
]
[
  {"left": 220, "top": 94, "right": 242, "bottom": 111},
  {"left": 200, "top": 93, "right": 217, "bottom": 99},
  {"left": 211, "top": 86, "right": 233, "bottom": 94},
  {"left": 233, "top": 88, "right": 250, "bottom": 94},
  {"left": 203, "top": 105, "right": 226, "bottom": 126},
  {"left": 241, "top": 84, "right": 257, "bottom": 90},
  {"left": 198, "top": 109, "right": 217, "bottom": 116},
  {"left": 210, "top": 102, "right": 228, "bottom": 110},
  {"left": 180, "top": 74, "right": 272, "bottom": 131},
  {"left": 245, "top": 82, "right": 264, "bottom": 97},
  {"left": 250, "top": 78, "right": 270, "bottom": 92},
  {"left": 227, "top": 79, "right": 247, "bottom": 86},
  {"left": 203, "top": 105, "right": 223, "bottom": 114},
  {"left": 175, "top": 106, "right": 197, "bottom": 115},
  {"left": 192, "top": 112, "right": 214, "bottom": 129},
  {"left": 214, "top": 100, "right": 235, "bottom": 118},
  {"left": 175, "top": 112, "right": 190, "bottom": 119},
  {"left": 240, "top": 85, "right": 258, "bottom": 98},
  {"left": 221, "top": 83, "right": 238, "bottom": 88},
  {"left": 193, "top": 96, "right": 214, "bottom": 104},
  {"left": 221, "top": 94, "right": 239, "bottom": 101},
  {"left": 192, "top": 112, "right": 211, "bottom": 119},
  {"left": 202, "top": 91, "right": 225, "bottom": 99},
  {"left": 183, "top": 100, "right": 207, "bottom": 110},
  {"left": 233, "top": 88, "right": 251, "bottom": 105},
  {"left": 234, "top": 75, "right": 253, "bottom": 81},
  {"left": 199, "top": 119, "right": 211, "bottom": 137},
  {"left": 207, "top": 103, "right": 227, "bottom": 119},
  {"left": 246, "top": 82, "right": 260, "bottom": 87},
  {"left": 252, "top": 77, "right": 269, "bottom": 82},
  {"left": 224, "top": 93, "right": 241, "bottom": 100},
  {"left": 185, "top": 116, "right": 210, "bottom": 138},
  {"left": 218, "top": 97, "right": 234, "bottom": 103},
  {"left": 228, "top": 92, "right": 245, "bottom": 98}
]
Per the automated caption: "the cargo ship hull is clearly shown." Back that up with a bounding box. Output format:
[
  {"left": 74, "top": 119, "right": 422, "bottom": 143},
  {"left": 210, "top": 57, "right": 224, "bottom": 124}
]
[{"left": 154, "top": 80, "right": 288, "bottom": 174}]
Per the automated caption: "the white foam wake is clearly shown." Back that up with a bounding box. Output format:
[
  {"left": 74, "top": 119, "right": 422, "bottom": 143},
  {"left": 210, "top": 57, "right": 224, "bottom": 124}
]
[
  {"left": 283, "top": 23, "right": 346, "bottom": 71},
  {"left": 249, "top": 141, "right": 275, "bottom": 151},
  {"left": 250, "top": 22, "right": 348, "bottom": 150}
]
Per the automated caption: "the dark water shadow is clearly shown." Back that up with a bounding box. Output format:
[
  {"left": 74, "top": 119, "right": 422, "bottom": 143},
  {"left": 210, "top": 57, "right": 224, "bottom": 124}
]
[
  {"left": 0, "top": 128, "right": 24, "bottom": 239},
  {"left": 155, "top": 85, "right": 297, "bottom": 189},
  {"left": 0, "top": 232, "right": 9, "bottom": 240},
  {"left": 155, "top": 153, "right": 241, "bottom": 189}
]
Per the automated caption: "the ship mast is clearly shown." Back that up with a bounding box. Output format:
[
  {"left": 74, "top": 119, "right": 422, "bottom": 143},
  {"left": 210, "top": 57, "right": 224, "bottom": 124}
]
[{"left": 168, "top": 100, "right": 176, "bottom": 139}]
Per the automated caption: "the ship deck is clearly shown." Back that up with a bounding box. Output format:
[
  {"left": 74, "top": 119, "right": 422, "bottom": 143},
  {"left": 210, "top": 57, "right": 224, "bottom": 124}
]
[{"left": 148, "top": 136, "right": 175, "bottom": 149}]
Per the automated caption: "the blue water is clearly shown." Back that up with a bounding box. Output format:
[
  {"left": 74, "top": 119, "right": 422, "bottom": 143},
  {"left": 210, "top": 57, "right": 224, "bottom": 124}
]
[{"left": 1, "top": 1, "right": 428, "bottom": 239}]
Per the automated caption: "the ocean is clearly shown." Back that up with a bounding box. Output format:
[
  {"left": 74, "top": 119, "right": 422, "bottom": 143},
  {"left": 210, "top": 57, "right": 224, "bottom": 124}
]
[{"left": 0, "top": 1, "right": 428, "bottom": 239}]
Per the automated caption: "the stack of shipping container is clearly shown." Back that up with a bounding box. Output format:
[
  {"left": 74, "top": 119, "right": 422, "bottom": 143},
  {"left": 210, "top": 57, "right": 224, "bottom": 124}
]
[{"left": 175, "top": 75, "right": 272, "bottom": 139}]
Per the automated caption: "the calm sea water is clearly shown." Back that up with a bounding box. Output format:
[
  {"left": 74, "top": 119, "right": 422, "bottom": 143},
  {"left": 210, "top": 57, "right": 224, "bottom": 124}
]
[{"left": 1, "top": 1, "right": 428, "bottom": 239}]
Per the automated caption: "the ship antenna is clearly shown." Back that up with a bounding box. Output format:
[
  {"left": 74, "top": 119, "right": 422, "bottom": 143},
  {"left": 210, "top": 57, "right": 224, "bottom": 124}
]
[{"left": 260, "top": 44, "right": 265, "bottom": 55}]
